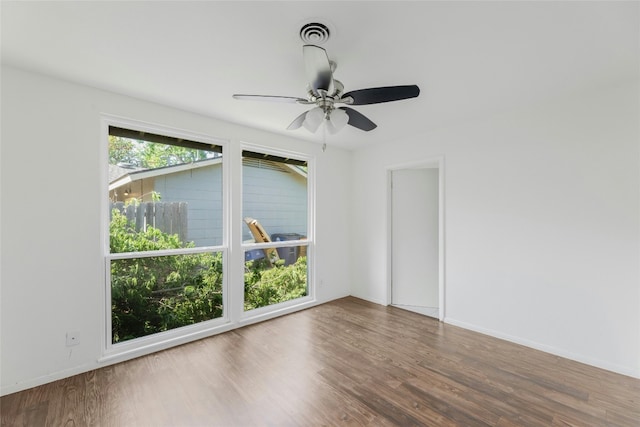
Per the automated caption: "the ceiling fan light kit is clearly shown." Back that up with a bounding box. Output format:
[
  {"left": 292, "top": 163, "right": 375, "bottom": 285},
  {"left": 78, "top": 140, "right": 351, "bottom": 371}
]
[
  {"left": 233, "top": 40, "right": 420, "bottom": 135},
  {"left": 325, "top": 107, "right": 349, "bottom": 134},
  {"left": 302, "top": 107, "right": 324, "bottom": 133}
]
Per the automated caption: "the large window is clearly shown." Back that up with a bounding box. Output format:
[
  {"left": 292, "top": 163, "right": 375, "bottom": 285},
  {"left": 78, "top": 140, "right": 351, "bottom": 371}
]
[
  {"left": 242, "top": 150, "right": 311, "bottom": 311},
  {"left": 107, "top": 125, "right": 225, "bottom": 344},
  {"left": 104, "top": 122, "right": 315, "bottom": 357}
]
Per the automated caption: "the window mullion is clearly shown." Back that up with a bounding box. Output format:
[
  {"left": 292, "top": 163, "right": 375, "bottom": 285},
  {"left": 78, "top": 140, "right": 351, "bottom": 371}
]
[{"left": 228, "top": 140, "right": 245, "bottom": 325}]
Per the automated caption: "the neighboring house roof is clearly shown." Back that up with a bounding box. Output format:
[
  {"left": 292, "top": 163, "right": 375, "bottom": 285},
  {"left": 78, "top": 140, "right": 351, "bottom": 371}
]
[
  {"left": 109, "top": 157, "right": 223, "bottom": 191},
  {"left": 109, "top": 163, "right": 143, "bottom": 183},
  {"left": 243, "top": 158, "right": 307, "bottom": 178},
  {"left": 109, "top": 157, "right": 306, "bottom": 192}
]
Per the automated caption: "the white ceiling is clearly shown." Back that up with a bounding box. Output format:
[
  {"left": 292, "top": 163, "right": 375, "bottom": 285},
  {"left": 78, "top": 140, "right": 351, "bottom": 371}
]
[{"left": 2, "top": 1, "right": 638, "bottom": 150}]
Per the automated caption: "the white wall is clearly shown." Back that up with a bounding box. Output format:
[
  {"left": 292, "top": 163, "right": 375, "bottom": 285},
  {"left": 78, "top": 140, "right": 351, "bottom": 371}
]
[
  {"left": 0, "top": 66, "right": 351, "bottom": 395},
  {"left": 351, "top": 80, "right": 640, "bottom": 378}
]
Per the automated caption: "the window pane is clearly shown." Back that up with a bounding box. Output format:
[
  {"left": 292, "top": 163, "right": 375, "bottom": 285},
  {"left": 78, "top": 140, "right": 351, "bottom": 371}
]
[
  {"left": 242, "top": 151, "right": 309, "bottom": 311},
  {"left": 111, "top": 252, "right": 223, "bottom": 343},
  {"left": 109, "top": 133, "right": 223, "bottom": 251},
  {"left": 244, "top": 250, "right": 308, "bottom": 311}
]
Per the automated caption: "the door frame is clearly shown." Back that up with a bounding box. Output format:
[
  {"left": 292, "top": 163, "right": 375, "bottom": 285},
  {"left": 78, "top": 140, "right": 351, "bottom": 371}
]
[{"left": 386, "top": 156, "right": 445, "bottom": 321}]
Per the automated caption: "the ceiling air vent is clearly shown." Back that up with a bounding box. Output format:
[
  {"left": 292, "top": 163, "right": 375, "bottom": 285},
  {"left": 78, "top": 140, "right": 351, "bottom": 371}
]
[{"left": 299, "top": 22, "right": 330, "bottom": 45}]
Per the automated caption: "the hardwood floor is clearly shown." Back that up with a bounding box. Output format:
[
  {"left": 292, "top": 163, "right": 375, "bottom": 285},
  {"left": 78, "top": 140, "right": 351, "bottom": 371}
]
[{"left": 2, "top": 297, "right": 639, "bottom": 426}]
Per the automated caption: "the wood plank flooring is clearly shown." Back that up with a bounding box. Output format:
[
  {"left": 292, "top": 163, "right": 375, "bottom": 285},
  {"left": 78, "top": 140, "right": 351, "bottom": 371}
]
[{"left": 2, "top": 297, "right": 639, "bottom": 426}]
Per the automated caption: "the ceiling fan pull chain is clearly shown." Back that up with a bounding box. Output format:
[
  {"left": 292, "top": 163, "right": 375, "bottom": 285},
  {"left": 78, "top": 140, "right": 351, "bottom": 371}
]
[{"left": 322, "top": 122, "right": 327, "bottom": 152}]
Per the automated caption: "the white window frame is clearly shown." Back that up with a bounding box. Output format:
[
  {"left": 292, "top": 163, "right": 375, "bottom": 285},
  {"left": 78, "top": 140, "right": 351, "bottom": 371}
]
[
  {"left": 240, "top": 142, "right": 316, "bottom": 321},
  {"left": 100, "top": 115, "right": 230, "bottom": 362}
]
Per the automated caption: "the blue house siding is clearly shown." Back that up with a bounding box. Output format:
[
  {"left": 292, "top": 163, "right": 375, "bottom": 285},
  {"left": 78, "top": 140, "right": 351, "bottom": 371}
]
[
  {"left": 111, "top": 159, "right": 307, "bottom": 246},
  {"left": 154, "top": 165, "right": 223, "bottom": 247},
  {"left": 144, "top": 160, "right": 306, "bottom": 246},
  {"left": 242, "top": 161, "right": 307, "bottom": 242}
]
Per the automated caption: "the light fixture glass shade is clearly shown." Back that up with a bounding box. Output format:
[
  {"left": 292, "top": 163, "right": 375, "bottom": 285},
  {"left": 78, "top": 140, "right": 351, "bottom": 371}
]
[
  {"left": 326, "top": 108, "right": 349, "bottom": 134},
  {"left": 302, "top": 107, "right": 324, "bottom": 133}
]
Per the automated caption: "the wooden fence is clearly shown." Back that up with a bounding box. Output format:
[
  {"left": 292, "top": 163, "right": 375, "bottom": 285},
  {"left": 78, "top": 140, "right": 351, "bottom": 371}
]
[{"left": 110, "top": 202, "right": 188, "bottom": 243}]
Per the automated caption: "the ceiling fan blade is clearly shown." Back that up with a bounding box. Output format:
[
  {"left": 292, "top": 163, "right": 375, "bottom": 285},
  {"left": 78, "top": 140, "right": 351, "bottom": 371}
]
[
  {"left": 303, "top": 45, "right": 334, "bottom": 95},
  {"left": 287, "top": 111, "right": 308, "bottom": 130},
  {"left": 343, "top": 85, "right": 420, "bottom": 105},
  {"left": 233, "top": 94, "right": 309, "bottom": 104},
  {"left": 339, "top": 107, "right": 377, "bottom": 131}
]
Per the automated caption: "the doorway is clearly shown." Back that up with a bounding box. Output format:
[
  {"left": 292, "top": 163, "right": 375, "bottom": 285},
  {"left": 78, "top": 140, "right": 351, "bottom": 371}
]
[{"left": 388, "top": 160, "right": 443, "bottom": 320}]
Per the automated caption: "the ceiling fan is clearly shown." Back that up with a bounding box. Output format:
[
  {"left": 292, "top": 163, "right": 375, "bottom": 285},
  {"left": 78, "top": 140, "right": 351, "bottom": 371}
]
[{"left": 233, "top": 44, "right": 420, "bottom": 134}]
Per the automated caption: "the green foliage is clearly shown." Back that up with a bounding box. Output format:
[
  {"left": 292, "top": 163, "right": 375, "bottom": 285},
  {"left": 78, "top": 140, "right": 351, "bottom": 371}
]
[
  {"left": 108, "top": 136, "right": 136, "bottom": 165},
  {"left": 109, "top": 208, "right": 184, "bottom": 253},
  {"left": 108, "top": 135, "right": 215, "bottom": 169},
  {"left": 110, "top": 209, "right": 308, "bottom": 343},
  {"left": 110, "top": 208, "right": 223, "bottom": 343},
  {"left": 244, "top": 257, "right": 308, "bottom": 311}
]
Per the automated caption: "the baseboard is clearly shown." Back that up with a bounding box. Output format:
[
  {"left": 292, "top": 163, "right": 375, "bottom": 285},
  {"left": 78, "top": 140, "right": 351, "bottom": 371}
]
[
  {"left": 444, "top": 317, "right": 640, "bottom": 380},
  {"left": 348, "top": 292, "right": 387, "bottom": 307},
  {"left": 1, "top": 362, "right": 100, "bottom": 397}
]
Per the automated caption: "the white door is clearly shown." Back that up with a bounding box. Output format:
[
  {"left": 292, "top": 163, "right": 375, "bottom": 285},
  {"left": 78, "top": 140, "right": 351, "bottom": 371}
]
[{"left": 391, "top": 168, "right": 439, "bottom": 318}]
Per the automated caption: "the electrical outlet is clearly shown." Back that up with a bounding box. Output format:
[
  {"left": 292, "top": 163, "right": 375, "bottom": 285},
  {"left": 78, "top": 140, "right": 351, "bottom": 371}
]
[{"left": 66, "top": 331, "right": 80, "bottom": 347}]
